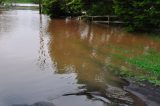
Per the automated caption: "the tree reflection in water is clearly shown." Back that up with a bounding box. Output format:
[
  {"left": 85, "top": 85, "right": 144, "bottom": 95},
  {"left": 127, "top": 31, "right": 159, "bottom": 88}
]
[
  {"left": 47, "top": 19, "right": 136, "bottom": 105},
  {"left": 37, "top": 15, "right": 53, "bottom": 71}
]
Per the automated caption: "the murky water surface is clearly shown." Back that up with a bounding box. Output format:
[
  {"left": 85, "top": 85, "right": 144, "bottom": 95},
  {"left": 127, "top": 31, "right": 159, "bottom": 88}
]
[{"left": 0, "top": 9, "right": 160, "bottom": 106}]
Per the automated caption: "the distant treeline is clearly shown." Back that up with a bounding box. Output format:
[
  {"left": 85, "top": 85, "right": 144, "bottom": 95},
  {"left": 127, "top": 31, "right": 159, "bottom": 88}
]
[
  {"left": 1, "top": 0, "right": 160, "bottom": 32},
  {"left": 0, "top": 0, "right": 38, "bottom": 3},
  {"left": 16, "top": 0, "right": 36, "bottom": 3},
  {"left": 42, "top": 0, "right": 160, "bottom": 32}
]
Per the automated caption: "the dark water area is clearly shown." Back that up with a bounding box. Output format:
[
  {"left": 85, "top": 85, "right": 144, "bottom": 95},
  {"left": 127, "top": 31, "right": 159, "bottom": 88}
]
[{"left": 0, "top": 9, "right": 160, "bottom": 106}]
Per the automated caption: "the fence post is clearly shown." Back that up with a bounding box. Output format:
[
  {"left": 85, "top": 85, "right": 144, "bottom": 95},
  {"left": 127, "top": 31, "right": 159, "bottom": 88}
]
[
  {"left": 108, "top": 16, "right": 110, "bottom": 25},
  {"left": 39, "top": 0, "right": 42, "bottom": 14}
]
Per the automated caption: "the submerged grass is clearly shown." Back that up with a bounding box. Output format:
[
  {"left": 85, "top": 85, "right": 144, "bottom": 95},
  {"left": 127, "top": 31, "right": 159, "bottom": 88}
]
[
  {"left": 127, "top": 50, "right": 160, "bottom": 74},
  {"left": 126, "top": 50, "right": 160, "bottom": 85},
  {"left": 108, "top": 47, "right": 160, "bottom": 85}
]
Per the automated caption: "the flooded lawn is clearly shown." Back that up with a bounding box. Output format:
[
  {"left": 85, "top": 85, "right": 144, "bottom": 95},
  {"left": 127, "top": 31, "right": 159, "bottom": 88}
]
[{"left": 0, "top": 9, "right": 160, "bottom": 106}]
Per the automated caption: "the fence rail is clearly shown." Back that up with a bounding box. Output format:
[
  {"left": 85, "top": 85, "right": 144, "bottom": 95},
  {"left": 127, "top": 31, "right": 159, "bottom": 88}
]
[{"left": 79, "top": 15, "right": 124, "bottom": 24}]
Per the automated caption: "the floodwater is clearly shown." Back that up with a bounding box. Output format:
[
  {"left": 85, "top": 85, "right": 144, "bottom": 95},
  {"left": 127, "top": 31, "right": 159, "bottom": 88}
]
[{"left": 0, "top": 9, "right": 160, "bottom": 106}]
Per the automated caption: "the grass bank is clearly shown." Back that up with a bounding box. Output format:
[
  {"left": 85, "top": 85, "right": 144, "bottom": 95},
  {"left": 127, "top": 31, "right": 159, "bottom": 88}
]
[{"left": 108, "top": 48, "right": 160, "bottom": 86}]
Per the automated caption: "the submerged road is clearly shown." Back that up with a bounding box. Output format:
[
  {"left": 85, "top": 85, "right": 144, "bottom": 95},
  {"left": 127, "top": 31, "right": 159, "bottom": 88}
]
[{"left": 0, "top": 7, "right": 160, "bottom": 106}]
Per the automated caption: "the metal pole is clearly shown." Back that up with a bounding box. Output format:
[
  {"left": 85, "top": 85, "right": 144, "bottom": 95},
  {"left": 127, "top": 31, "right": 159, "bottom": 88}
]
[
  {"left": 108, "top": 16, "right": 110, "bottom": 25},
  {"left": 39, "top": 0, "right": 42, "bottom": 14}
]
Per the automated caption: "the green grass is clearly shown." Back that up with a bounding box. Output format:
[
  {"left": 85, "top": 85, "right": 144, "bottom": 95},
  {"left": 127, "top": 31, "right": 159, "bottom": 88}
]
[
  {"left": 109, "top": 48, "right": 160, "bottom": 85},
  {"left": 126, "top": 50, "right": 160, "bottom": 85},
  {"left": 127, "top": 50, "right": 160, "bottom": 74}
]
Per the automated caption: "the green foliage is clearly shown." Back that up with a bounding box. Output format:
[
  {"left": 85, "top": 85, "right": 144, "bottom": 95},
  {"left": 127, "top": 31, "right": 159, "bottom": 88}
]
[
  {"left": 4, "top": 0, "right": 36, "bottom": 3},
  {"left": 67, "top": 0, "right": 84, "bottom": 16},
  {"left": 113, "top": 0, "right": 160, "bottom": 32},
  {"left": 0, "top": 0, "right": 5, "bottom": 4},
  {"left": 16, "top": 0, "right": 34, "bottom": 3},
  {"left": 42, "top": 0, "right": 160, "bottom": 32},
  {"left": 42, "top": 0, "right": 160, "bottom": 31},
  {"left": 43, "top": 0, "right": 68, "bottom": 18},
  {"left": 43, "top": 0, "right": 84, "bottom": 18},
  {"left": 42, "top": 0, "right": 114, "bottom": 17},
  {"left": 32, "top": 0, "right": 39, "bottom": 4},
  {"left": 87, "top": 2, "right": 113, "bottom": 15}
]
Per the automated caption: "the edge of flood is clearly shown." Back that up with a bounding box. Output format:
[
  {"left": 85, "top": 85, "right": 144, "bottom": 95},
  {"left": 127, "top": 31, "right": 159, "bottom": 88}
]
[
  {"left": 109, "top": 66, "right": 160, "bottom": 106},
  {"left": 124, "top": 78, "right": 160, "bottom": 106}
]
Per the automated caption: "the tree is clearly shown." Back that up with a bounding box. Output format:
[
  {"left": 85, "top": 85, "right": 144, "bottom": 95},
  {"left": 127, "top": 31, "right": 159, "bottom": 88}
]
[
  {"left": 42, "top": 0, "right": 114, "bottom": 17},
  {"left": 43, "top": 0, "right": 84, "bottom": 18},
  {"left": 67, "top": 0, "right": 84, "bottom": 16},
  {"left": 0, "top": 0, "right": 5, "bottom": 4},
  {"left": 82, "top": 0, "right": 114, "bottom": 15},
  {"left": 43, "top": 0, "right": 68, "bottom": 18},
  {"left": 32, "top": 0, "right": 39, "bottom": 3},
  {"left": 113, "top": 0, "right": 160, "bottom": 32}
]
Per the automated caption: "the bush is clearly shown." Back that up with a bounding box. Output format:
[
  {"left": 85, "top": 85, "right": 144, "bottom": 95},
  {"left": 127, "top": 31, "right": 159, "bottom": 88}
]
[
  {"left": 0, "top": 0, "right": 5, "bottom": 4},
  {"left": 67, "top": 0, "right": 83, "bottom": 16},
  {"left": 113, "top": 0, "right": 160, "bottom": 32},
  {"left": 86, "top": 1, "right": 113, "bottom": 16},
  {"left": 43, "top": 0, "right": 84, "bottom": 18},
  {"left": 43, "top": 0, "right": 68, "bottom": 18}
]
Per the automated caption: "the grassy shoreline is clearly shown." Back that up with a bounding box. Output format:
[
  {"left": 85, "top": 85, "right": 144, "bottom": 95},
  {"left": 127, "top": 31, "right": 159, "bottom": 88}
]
[{"left": 107, "top": 48, "right": 160, "bottom": 86}]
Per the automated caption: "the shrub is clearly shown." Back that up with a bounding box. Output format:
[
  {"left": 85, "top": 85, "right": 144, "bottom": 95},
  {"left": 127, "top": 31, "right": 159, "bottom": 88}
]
[{"left": 113, "top": 0, "right": 160, "bottom": 32}]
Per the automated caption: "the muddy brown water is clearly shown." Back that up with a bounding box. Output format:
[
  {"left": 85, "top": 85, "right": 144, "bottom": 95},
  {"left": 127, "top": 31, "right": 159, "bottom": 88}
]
[{"left": 0, "top": 9, "right": 160, "bottom": 106}]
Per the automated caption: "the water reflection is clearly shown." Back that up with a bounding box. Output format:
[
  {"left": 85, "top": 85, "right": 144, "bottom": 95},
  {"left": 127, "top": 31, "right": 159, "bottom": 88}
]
[
  {"left": 48, "top": 19, "right": 120, "bottom": 84},
  {"left": 47, "top": 19, "right": 135, "bottom": 105},
  {"left": 37, "top": 15, "right": 48, "bottom": 70},
  {"left": 47, "top": 19, "right": 160, "bottom": 105},
  {"left": 0, "top": 11, "right": 15, "bottom": 33},
  {"left": 37, "top": 15, "right": 55, "bottom": 71}
]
